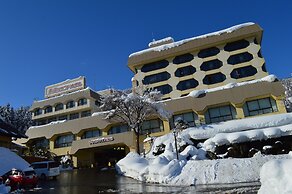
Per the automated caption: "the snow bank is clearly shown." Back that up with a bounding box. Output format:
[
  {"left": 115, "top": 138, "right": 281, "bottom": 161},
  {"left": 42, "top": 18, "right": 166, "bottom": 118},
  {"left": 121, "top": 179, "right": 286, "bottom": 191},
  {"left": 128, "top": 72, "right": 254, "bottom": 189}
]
[
  {"left": 0, "top": 147, "right": 30, "bottom": 176},
  {"left": 188, "top": 75, "right": 277, "bottom": 98},
  {"left": 130, "top": 22, "right": 254, "bottom": 57},
  {"left": 203, "top": 123, "right": 292, "bottom": 151},
  {"left": 117, "top": 152, "right": 290, "bottom": 186},
  {"left": 258, "top": 156, "right": 292, "bottom": 194}
]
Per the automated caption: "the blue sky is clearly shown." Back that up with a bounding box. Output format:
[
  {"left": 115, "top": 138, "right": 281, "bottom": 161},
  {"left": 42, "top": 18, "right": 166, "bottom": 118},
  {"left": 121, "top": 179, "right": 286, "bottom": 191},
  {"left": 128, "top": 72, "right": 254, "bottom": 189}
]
[{"left": 0, "top": 0, "right": 291, "bottom": 108}]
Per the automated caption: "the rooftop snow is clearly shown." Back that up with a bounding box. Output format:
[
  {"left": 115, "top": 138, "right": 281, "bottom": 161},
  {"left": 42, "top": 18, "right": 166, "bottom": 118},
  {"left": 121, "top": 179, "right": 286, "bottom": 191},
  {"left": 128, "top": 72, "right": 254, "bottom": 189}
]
[
  {"left": 148, "top": 37, "right": 174, "bottom": 48},
  {"left": 129, "top": 22, "right": 255, "bottom": 58},
  {"left": 188, "top": 74, "right": 277, "bottom": 98}
]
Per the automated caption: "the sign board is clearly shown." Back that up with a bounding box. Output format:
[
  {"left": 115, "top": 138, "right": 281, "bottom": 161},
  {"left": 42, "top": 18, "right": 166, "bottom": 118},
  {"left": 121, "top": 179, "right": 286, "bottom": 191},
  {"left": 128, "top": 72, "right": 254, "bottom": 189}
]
[
  {"left": 89, "top": 137, "right": 114, "bottom": 145},
  {"left": 45, "top": 76, "right": 86, "bottom": 98}
]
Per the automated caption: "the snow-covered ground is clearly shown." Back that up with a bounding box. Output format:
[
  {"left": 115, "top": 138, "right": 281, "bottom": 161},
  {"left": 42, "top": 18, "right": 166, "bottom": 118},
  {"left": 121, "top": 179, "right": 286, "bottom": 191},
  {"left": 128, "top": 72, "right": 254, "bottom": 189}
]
[
  {"left": 0, "top": 147, "right": 30, "bottom": 176},
  {"left": 258, "top": 153, "right": 292, "bottom": 194},
  {"left": 116, "top": 113, "right": 292, "bottom": 187}
]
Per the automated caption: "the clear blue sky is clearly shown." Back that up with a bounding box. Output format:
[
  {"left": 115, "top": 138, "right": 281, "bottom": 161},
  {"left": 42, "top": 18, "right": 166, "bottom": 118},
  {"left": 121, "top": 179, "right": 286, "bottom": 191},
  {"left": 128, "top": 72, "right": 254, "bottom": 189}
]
[{"left": 0, "top": 0, "right": 291, "bottom": 108}]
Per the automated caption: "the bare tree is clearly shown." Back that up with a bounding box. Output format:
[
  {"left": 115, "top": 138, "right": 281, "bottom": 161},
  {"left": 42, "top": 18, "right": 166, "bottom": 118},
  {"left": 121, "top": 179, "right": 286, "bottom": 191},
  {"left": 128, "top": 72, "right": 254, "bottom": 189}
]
[
  {"left": 282, "top": 78, "right": 292, "bottom": 112},
  {"left": 99, "top": 88, "right": 171, "bottom": 154}
]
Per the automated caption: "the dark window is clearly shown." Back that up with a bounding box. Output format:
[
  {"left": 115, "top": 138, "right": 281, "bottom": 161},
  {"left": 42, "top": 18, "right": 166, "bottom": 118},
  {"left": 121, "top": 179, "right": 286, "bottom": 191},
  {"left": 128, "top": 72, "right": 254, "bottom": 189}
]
[
  {"left": 262, "top": 63, "right": 267, "bottom": 72},
  {"left": 34, "top": 108, "right": 42, "bottom": 116},
  {"left": 58, "top": 115, "right": 67, "bottom": 121},
  {"left": 141, "top": 60, "right": 169, "bottom": 73},
  {"left": 205, "top": 105, "right": 236, "bottom": 124},
  {"left": 55, "top": 103, "right": 64, "bottom": 111},
  {"left": 177, "top": 79, "right": 199, "bottom": 91},
  {"left": 141, "top": 119, "right": 163, "bottom": 135},
  {"left": 48, "top": 117, "right": 57, "bottom": 123},
  {"left": 243, "top": 98, "right": 278, "bottom": 117},
  {"left": 200, "top": 59, "right": 223, "bottom": 71},
  {"left": 258, "top": 50, "right": 263, "bottom": 58},
  {"left": 31, "top": 163, "right": 47, "bottom": 169},
  {"left": 198, "top": 47, "right": 220, "bottom": 58},
  {"left": 142, "top": 72, "right": 170, "bottom": 84},
  {"left": 254, "top": 38, "right": 259, "bottom": 45},
  {"left": 66, "top": 101, "right": 75, "bottom": 109},
  {"left": 173, "top": 53, "right": 194, "bottom": 64},
  {"left": 203, "top": 73, "right": 226, "bottom": 85},
  {"left": 69, "top": 113, "right": 79, "bottom": 120},
  {"left": 108, "top": 125, "right": 129, "bottom": 135},
  {"left": 48, "top": 162, "right": 59, "bottom": 169},
  {"left": 153, "top": 84, "right": 172, "bottom": 95},
  {"left": 82, "top": 129, "right": 101, "bottom": 139},
  {"left": 78, "top": 98, "right": 87, "bottom": 106},
  {"left": 230, "top": 65, "right": 257, "bottom": 79},
  {"left": 224, "top": 39, "right": 250, "bottom": 52},
  {"left": 44, "top": 106, "right": 52, "bottom": 114},
  {"left": 54, "top": 134, "right": 74, "bottom": 148},
  {"left": 33, "top": 139, "right": 49, "bottom": 149},
  {"left": 171, "top": 112, "right": 198, "bottom": 128},
  {"left": 227, "top": 52, "right": 253, "bottom": 65},
  {"left": 81, "top": 110, "right": 91, "bottom": 118},
  {"left": 175, "top": 66, "right": 196, "bottom": 77}
]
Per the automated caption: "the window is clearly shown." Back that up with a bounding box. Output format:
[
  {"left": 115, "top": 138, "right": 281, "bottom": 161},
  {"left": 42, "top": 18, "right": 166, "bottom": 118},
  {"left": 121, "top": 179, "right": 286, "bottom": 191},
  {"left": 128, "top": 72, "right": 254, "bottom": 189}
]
[
  {"left": 81, "top": 110, "right": 91, "bottom": 118},
  {"left": 108, "top": 125, "right": 129, "bottom": 135},
  {"left": 34, "top": 108, "right": 42, "bottom": 116},
  {"left": 224, "top": 39, "right": 250, "bottom": 52},
  {"left": 173, "top": 53, "right": 194, "bottom": 64},
  {"left": 141, "top": 119, "right": 163, "bottom": 135},
  {"left": 262, "top": 63, "right": 267, "bottom": 72},
  {"left": 78, "top": 98, "right": 87, "bottom": 106},
  {"left": 66, "top": 101, "right": 75, "bottom": 109},
  {"left": 230, "top": 65, "right": 257, "bottom": 79},
  {"left": 81, "top": 129, "right": 101, "bottom": 139},
  {"left": 58, "top": 115, "right": 67, "bottom": 121},
  {"left": 142, "top": 72, "right": 170, "bottom": 85},
  {"left": 54, "top": 134, "right": 74, "bottom": 148},
  {"left": 153, "top": 84, "right": 172, "bottom": 95},
  {"left": 198, "top": 47, "right": 220, "bottom": 58},
  {"left": 69, "top": 113, "right": 79, "bottom": 120},
  {"left": 203, "top": 73, "right": 226, "bottom": 85},
  {"left": 175, "top": 66, "right": 196, "bottom": 77},
  {"left": 205, "top": 105, "right": 237, "bottom": 124},
  {"left": 48, "top": 117, "right": 57, "bottom": 123},
  {"left": 141, "top": 60, "right": 169, "bottom": 73},
  {"left": 176, "top": 79, "right": 199, "bottom": 91},
  {"left": 200, "top": 59, "right": 223, "bottom": 71},
  {"left": 227, "top": 52, "right": 253, "bottom": 65},
  {"left": 55, "top": 103, "right": 64, "bottom": 111},
  {"left": 258, "top": 50, "right": 263, "bottom": 58},
  {"left": 172, "top": 112, "right": 198, "bottom": 128},
  {"left": 44, "top": 106, "right": 53, "bottom": 114},
  {"left": 33, "top": 138, "right": 49, "bottom": 148},
  {"left": 243, "top": 98, "right": 278, "bottom": 117}
]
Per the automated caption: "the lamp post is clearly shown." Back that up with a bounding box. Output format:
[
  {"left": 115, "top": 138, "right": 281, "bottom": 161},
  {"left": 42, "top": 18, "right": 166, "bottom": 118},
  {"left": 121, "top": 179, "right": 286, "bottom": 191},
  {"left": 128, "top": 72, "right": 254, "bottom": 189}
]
[{"left": 173, "top": 128, "right": 179, "bottom": 160}]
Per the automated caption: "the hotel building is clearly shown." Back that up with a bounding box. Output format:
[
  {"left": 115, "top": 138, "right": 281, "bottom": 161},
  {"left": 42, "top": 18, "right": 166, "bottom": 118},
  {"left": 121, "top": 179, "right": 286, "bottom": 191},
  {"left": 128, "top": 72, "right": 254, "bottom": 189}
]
[{"left": 23, "top": 23, "right": 287, "bottom": 168}]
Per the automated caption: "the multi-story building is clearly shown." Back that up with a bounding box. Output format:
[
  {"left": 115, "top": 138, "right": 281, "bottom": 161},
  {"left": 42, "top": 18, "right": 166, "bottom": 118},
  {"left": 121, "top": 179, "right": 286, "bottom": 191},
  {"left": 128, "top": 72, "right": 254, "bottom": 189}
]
[{"left": 22, "top": 22, "right": 287, "bottom": 168}]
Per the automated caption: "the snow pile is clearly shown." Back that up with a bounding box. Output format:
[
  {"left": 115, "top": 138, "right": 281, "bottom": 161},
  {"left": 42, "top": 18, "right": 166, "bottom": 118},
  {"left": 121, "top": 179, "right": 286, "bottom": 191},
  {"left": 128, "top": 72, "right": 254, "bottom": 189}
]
[
  {"left": 188, "top": 74, "right": 277, "bottom": 98},
  {"left": 130, "top": 22, "right": 255, "bottom": 57},
  {"left": 203, "top": 123, "right": 292, "bottom": 151},
  {"left": 116, "top": 113, "right": 292, "bottom": 186},
  {"left": 0, "top": 147, "right": 30, "bottom": 176},
  {"left": 258, "top": 156, "right": 292, "bottom": 194}
]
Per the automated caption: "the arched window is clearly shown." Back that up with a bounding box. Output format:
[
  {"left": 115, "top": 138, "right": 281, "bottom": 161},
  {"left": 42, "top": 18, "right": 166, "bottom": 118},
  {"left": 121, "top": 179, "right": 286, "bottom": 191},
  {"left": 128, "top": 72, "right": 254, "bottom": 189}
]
[
  {"left": 230, "top": 65, "right": 257, "bottom": 79},
  {"left": 55, "top": 103, "right": 64, "bottom": 111},
  {"left": 81, "top": 129, "right": 101, "bottom": 139},
  {"left": 200, "top": 59, "right": 223, "bottom": 71},
  {"left": 203, "top": 73, "right": 226, "bottom": 85},
  {"left": 54, "top": 134, "right": 75, "bottom": 148},
  {"left": 78, "top": 98, "right": 87, "bottom": 106},
  {"left": 34, "top": 108, "right": 42, "bottom": 116},
  {"left": 44, "top": 106, "right": 52, "bottom": 114},
  {"left": 66, "top": 101, "right": 75, "bottom": 109},
  {"left": 141, "top": 119, "right": 164, "bottom": 135},
  {"left": 227, "top": 52, "right": 253, "bottom": 65}
]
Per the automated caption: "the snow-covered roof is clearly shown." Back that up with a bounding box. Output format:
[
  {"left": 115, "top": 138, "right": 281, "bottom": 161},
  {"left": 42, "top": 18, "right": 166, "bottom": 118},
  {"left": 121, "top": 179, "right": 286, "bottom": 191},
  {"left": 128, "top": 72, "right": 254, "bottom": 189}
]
[
  {"left": 148, "top": 37, "right": 174, "bottom": 48},
  {"left": 188, "top": 75, "right": 277, "bottom": 98},
  {"left": 129, "top": 22, "right": 256, "bottom": 58}
]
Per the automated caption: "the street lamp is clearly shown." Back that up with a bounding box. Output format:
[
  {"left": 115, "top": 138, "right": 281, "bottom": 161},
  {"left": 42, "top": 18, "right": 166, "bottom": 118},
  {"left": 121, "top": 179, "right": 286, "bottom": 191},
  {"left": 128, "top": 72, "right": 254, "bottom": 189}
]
[{"left": 173, "top": 128, "right": 179, "bottom": 160}]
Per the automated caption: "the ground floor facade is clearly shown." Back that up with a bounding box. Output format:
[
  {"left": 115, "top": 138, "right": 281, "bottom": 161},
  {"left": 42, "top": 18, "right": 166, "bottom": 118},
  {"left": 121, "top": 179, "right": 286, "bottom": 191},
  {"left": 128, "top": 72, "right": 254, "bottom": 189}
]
[{"left": 21, "top": 81, "right": 287, "bottom": 168}]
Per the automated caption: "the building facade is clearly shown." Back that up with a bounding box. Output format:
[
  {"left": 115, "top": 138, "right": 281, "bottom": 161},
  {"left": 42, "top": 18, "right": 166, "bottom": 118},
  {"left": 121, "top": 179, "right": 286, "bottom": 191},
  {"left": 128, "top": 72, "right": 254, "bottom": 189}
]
[{"left": 23, "top": 23, "right": 287, "bottom": 168}]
